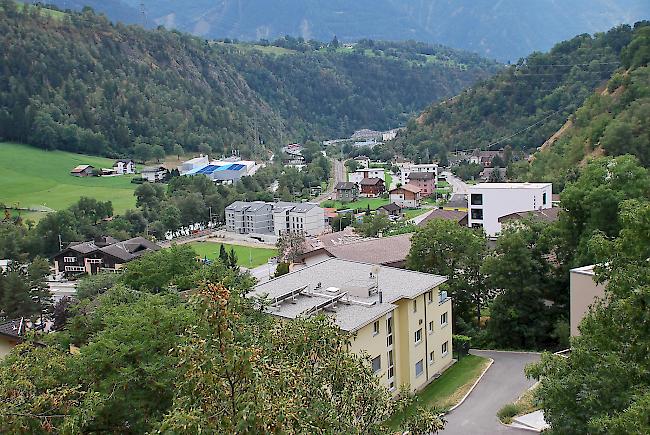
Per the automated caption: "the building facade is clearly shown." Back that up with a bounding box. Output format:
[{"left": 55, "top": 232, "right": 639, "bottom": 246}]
[
  {"left": 226, "top": 201, "right": 325, "bottom": 237},
  {"left": 335, "top": 182, "right": 359, "bottom": 202},
  {"left": 570, "top": 265, "right": 606, "bottom": 336},
  {"left": 248, "top": 259, "right": 453, "bottom": 395},
  {"left": 360, "top": 178, "right": 385, "bottom": 197},
  {"left": 467, "top": 183, "right": 553, "bottom": 237},
  {"left": 113, "top": 160, "right": 136, "bottom": 175},
  {"left": 349, "top": 168, "right": 385, "bottom": 184},
  {"left": 407, "top": 172, "right": 436, "bottom": 197},
  {"left": 141, "top": 166, "right": 168, "bottom": 182},
  {"left": 400, "top": 163, "right": 438, "bottom": 185},
  {"left": 389, "top": 184, "right": 421, "bottom": 208}
]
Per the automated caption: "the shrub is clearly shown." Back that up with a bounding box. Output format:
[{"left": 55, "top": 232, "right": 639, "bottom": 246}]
[{"left": 497, "top": 403, "right": 520, "bottom": 424}]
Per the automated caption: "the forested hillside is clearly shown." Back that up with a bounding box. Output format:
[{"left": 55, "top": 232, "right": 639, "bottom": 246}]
[
  {"left": 518, "top": 24, "right": 650, "bottom": 189},
  {"left": 0, "top": 2, "right": 497, "bottom": 159},
  {"left": 392, "top": 24, "right": 638, "bottom": 163}
]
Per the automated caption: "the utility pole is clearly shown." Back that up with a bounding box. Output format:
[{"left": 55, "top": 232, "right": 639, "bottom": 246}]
[
  {"left": 140, "top": 2, "right": 147, "bottom": 28},
  {"left": 58, "top": 234, "right": 63, "bottom": 251}
]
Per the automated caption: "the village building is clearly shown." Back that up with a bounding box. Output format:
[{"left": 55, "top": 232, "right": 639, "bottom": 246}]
[
  {"left": 390, "top": 184, "right": 421, "bottom": 208},
  {"left": 400, "top": 163, "right": 438, "bottom": 185},
  {"left": 335, "top": 182, "right": 359, "bottom": 202},
  {"left": 141, "top": 166, "right": 169, "bottom": 182},
  {"left": 348, "top": 168, "right": 385, "bottom": 184},
  {"left": 359, "top": 178, "right": 385, "bottom": 197},
  {"left": 406, "top": 172, "right": 436, "bottom": 197},
  {"left": 113, "top": 159, "right": 136, "bottom": 175},
  {"left": 377, "top": 203, "right": 403, "bottom": 218},
  {"left": 70, "top": 165, "right": 94, "bottom": 177},
  {"left": 353, "top": 155, "right": 371, "bottom": 168},
  {"left": 0, "top": 318, "right": 27, "bottom": 358},
  {"left": 225, "top": 201, "right": 325, "bottom": 238},
  {"left": 248, "top": 258, "right": 453, "bottom": 395},
  {"left": 570, "top": 265, "right": 606, "bottom": 336},
  {"left": 53, "top": 236, "right": 161, "bottom": 277}
]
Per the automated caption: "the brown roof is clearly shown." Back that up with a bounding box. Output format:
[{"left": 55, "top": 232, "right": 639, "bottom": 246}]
[
  {"left": 0, "top": 318, "right": 27, "bottom": 340},
  {"left": 70, "top": 165, "right": 93, "bottom": 173},
  {"left": 408, "top": 172, "right": 435, "bottom": 180},
  {"left": 391, "top": 184, "right": 421, "bottom": 194},
  {"left": 360, "top": 177, "right": 384, "bottom": 186},
  {"left": 418, "top": 210, "right": 468, "bottom": 227},
  {"left": 498, "top": 207, "right": 561, "bottom": 223},
  {"left": 378, "top": 203, "right": 402, "bottom": 213},
  {"left": 324, "top": 233, "right": 413, "bottom": 266}
]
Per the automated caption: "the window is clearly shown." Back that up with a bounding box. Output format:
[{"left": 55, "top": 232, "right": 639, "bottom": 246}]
[
  {"left": 543, "top": 192, "right": 548, "bottom": 205},
  {"left": 429, "top": 351, "right": 435, "bottom": 365},
  {"left": 63, "top": 256, "right": 76, "bottom": 263},
  {"left": 427, "top": 290, "right": 433, "bottom": 303},
  {"left": 428, "top": 320, "right": 434, "bottom": 334},
  {"left": 372, "top": 356, "right": 381, "bottom": 373},
  {"left": 413, "top": 299, "right": 417, "bottom": 313},
  {"left": 373, "top": 320, "right": 380, "bottom": 336},
  {"left": 414, "top": 328, "right": 422, "bottom": 344},
  {"left": 441, "top": 312, "right": 448, "bottom": 327},
  {"left": 470, "top": 193, "right": 483, "bottom": 206},
  {"left": 415, "top": 360, "right": 424, "bottom": 377},
  {"left": 471, "top": 208, "right": 483, "bottom": 220},
  {"left": 386, "top": 317, "right": 393, "bottom": 335},
  {"left": 442, "top": 341, "right": 449, "bottom": 356}
]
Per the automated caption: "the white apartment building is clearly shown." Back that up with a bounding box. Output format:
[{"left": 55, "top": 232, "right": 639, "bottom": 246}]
[
  {"left": 467, "top": 182, "right": 553, "bottom": 237},
  {"left": 400, "top": 163, "right": 438, "bottom": 185},
  {"left": 226, "top": 201, "right": 325, "bottom": 237}
]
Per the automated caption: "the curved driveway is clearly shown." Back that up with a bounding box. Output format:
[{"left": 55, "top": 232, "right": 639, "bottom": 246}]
[{"left": 440, "top": 350, "right": 541, "bottom": 435}]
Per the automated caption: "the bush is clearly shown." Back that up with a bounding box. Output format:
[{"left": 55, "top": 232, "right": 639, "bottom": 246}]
[
  {"left": 274, "top": 262, "right": 289, "bottom": 277},
  {"left": 497, "top": 403, "right": 520, "bottom": 424},
  {"left": 130, "top": 177, "right": 145, "bottom": 184}
]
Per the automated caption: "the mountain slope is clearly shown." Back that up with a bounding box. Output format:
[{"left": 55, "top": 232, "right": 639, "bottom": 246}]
[
  {"left": 519, "top": 24, "right": 650, "bottom": 189},
  {"left": 42, "top": 0, "right": 650, "bottom": 62},
  {"left": 391, "top": 24, "right": 638, "bottom": 162},
  {"left": 0, "top": 2, "right": 497, "bottom": 159}
]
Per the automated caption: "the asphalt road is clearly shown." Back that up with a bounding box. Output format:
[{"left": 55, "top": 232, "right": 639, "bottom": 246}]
[
  {"left": 315, "top": 159, "right": 345, "bottom": 203},
  {"left": 442, "top": 171, "right": 469, "bottom": 195},
  {"left": 440, "top": 350, "right": 541, "bottom": 435}
]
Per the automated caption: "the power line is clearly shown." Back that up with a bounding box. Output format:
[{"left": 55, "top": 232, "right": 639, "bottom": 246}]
[{"left": 485, "top": 107, "right": 566, "bottom": 149}]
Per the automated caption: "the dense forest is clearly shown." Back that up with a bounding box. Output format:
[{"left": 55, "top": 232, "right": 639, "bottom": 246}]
[
  {"left": 392, "top": 23, "right": 641, "bottom": 163},
  {"left": 516, "top": 24, "right": 650, "bottom": 189},
  {"left": 0, "top": 2, "right": 497, "bottom": 159}
]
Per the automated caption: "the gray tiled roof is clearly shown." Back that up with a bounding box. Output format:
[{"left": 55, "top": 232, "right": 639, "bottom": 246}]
[
  {"left": 325, "top": 233, "right": 413, "bottom": 265},
  {"left": 335, "top": 182, "right": 357, "bottom": 190},
  {"left": 68, "top": 241, "right": 99, "bottom": 254},
  {"left": 292, "top": 202, "right": 318, "bottom": 213},
  {"left": 0, "top": 318, "right": 26, "bottom": 339},
  {"left": 226, "top": 201, "right": 250, "bottom": 212},
  {"left": 249, "top": 258, "right": 447, "bottom": 331}
]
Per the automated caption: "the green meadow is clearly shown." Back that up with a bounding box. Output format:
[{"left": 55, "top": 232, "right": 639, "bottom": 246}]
[{"left": 0, "top": 142, "right": 137, "bottom": 216}]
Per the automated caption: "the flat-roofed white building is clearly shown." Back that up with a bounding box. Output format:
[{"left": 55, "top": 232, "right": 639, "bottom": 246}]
[
  {"left": 349, "top": 168, "right": 385, "bottom": 184},
  {"left": 248, "top": 258, "right": 453, "bottom": 395},
  {"left": 467, "top": 182, "right": 553, "bottom": 237},
  {"left": 226, "top": 201, "right": 325, "bottom": 237},
  {"left": 178, "top": 155, "right": 209, "bottom": 175}
]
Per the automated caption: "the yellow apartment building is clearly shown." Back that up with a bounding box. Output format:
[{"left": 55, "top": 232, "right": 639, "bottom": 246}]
[{"left": 249, "top": 258, "right": 453, "bottom": 394}]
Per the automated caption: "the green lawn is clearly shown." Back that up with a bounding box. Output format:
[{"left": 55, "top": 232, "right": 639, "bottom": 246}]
[
  {"left": 0, "top": 142, "right": 137, "bottom": 214},
  {"left": 404, "top": 208, "right": 428, "bottom": 219},
  {"left": 384, "top": 170, "right": 393, "bottom": 189},
  {"left": 322, "top": 197, "right": 390, "bottom": 211},
  {"left": 188, "top": 241, "right": 277, "bottom": 268},
  {"left": 388, "top": 355, "right": 490, "bottom": 429}
]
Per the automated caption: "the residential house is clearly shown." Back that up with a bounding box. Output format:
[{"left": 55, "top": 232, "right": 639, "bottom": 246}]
[
  {"left": 406, "top": 172, "right": 436, "bottom": 197},
  {"left": 442, "top": 194, "right": 468, "bottom": 212},
  {"left": 469, "top": 150, "right": 504, "bottom": 167},
  {"left": 390, "top": 184, "right": 421, "bottom": 208},
  {"left": 141, "top": 166, "right": 169, "bottom": 182},
  {"left": 354, "top": 155, "right": 371, "bottom": 168},
  {"left": 113, "top": 159, "right": 136, "bottom": 175},
  {"left": 0, "top": 318, "right": 27, "bottom": 358},
  {"left": 53, "top": 236, "right": 161, "bottom": 277},
  {"left": 377, "top": 203, "right": 403, "bottom": 217},
  {"left": 400, "top": 163, "right": 438, "bottom": 185},
  {"left": 335, "top": 182, "right": 359, "bottom": 202},
  {"left": 225, "top": 201, "right": 325, "bottom": 237},
  {"left": 349, "top": 168, "right": 385, "bottom": 184},
  {"left": 570, "top": 265, "right": 606, "bottom": 336},
  {"left": 417, "top": 210, "right": 468, "bottom": 228},
  {"left": 498, "top": 207, "right": 561, "bottom": 226},
  {"left": 70, "top": 165, "right": 94, "bottom": 177},
  {"left": 479, "top": 167, "right": 507, "bottom": 182},
  {"left": 248, "top": 258, "right": 453, "bottom": 395},
  {"left": 360, "top": 178, "right": 385, "bottom": 197},
  {"left": 467, "top": 183, "right": 553, "bottom": 237}
]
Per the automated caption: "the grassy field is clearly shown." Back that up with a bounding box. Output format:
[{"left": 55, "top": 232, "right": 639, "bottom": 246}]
[
  {"left": 388, "top": 355, "right": 490, "bottom": 429},
  {"left": 188, "top": 241, "right": 277, "bottom": 268},
  {"left": 404, "top": 208, "right": 428, "bottom": 219},
  {"left": 0, "top": 142, "right": 137, "bottom": 216},
  {"left": 322, "top": 197, "right": 390, "bottom": 211},
  {"left": 384, "top": 170, "right": 393, "bottom": 189}
]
